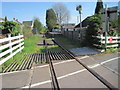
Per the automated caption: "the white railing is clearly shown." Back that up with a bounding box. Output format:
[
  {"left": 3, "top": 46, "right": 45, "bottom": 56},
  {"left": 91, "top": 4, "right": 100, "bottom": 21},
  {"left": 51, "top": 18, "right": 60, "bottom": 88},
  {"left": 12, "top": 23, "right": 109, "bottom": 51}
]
[
  {"left": 93, "top": 35, "right": 120, "bottom": 48},
  {"left": 0, "top": 34, "right": 24, "bottom": 65}
]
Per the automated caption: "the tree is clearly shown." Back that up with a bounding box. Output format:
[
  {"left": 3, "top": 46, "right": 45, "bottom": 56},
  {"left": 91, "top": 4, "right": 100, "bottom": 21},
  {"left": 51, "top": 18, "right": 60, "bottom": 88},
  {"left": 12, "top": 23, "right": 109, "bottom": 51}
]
[
  {"left": 52, "top": 3, "right": 70, "bottom": 25},
  {"left": 33, "top": 17, "right": 44, "bottom": 33},
  {"left": 5, "top": 16, "right": 8, "bottom": 22},
  {"left": 85, "top": 15, "right": 102, "bottom": 46},
  {"left": 46, "top": 8, "right": 57, "bottom": 31},
  {"left": 118, "top": 14, "right": 120, "bottom": 29},
  {"left": 95, "top": 0, "right": 103, "bottom": 14},
  {"left": 22, "top": 24, "right": 33, "bottom": 38}
]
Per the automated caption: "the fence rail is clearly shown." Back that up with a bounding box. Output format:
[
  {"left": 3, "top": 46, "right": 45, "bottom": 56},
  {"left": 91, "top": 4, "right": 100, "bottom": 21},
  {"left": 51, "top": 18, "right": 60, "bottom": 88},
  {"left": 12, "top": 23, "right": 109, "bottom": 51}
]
[
  {"left": 0, "top": 34, "right": 24, "bottom": 65},
  {"left": 93, "top": 35, "right": 120, "bottom": 48}
]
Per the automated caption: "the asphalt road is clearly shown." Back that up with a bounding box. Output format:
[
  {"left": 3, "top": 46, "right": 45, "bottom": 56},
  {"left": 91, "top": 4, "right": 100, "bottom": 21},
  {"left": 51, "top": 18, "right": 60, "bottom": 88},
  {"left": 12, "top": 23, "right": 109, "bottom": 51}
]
[{"left": 1, "top": 52, "right": 119, "bottom": 89}]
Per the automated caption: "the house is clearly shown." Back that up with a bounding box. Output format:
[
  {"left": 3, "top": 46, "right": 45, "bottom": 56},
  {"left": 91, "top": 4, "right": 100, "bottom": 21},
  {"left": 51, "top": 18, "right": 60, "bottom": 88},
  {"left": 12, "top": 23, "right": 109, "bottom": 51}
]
[
  {"left": 22, "top": 21, "right": 33, "bottom": 28},
  {"left": 74, "top": 16, "right": 90, "bottom": 29},
  {"left": 101, "top": 6, "right": 118, "bottom": 22},
  {"left": 13, "top": 18, "right": 22, "bottom": 24},
  {"left": 0, "top": 18, "right": 5, "bottom": 34},
  {"left": 0, "top": 18, "right": 5, "bottom": 22},
  {"left": 61, "top": 23, "right": 75, "bottom": 31}
]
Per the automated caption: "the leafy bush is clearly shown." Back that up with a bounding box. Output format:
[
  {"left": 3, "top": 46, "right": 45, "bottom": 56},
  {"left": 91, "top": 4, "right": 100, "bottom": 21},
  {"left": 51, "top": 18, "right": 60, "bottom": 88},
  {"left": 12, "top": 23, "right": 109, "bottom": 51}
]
[
  {"left": 54, "top": 25, "right": 60, "bottom": 29},
  {"left": 109, "top": 20, "right": 118, "bottom": 27},
  {"left": 118, "top": 14, "right": 120, "bottom": 27},
  {"left": 1, "top": 21, "right": 21, "bottom": 36},
  {"left": 85, "top": 14, "right": 102, "bottom": 46},
  {"left": 33, "top": 17, "right": 45, "bottom": 33},
  {"left": 22, "top": 24, "right": 33, "bottom": 38}
]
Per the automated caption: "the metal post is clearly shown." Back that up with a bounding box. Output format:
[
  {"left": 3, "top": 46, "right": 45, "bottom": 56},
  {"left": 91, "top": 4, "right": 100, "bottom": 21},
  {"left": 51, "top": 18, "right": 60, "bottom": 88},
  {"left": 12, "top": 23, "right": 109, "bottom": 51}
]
[
  {"left": 79, "top": 10, "right": 82, "bottom": 30},
  {"left": 76, "top": 5, "right": 82, "bottom": 40}
]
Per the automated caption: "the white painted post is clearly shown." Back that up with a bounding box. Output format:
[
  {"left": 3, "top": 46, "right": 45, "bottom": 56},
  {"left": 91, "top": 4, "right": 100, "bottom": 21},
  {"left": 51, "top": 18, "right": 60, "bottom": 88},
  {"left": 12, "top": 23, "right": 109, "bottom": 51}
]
[
  {"left": 116, "top": 35, "right": 118, "bottom": 48},
  {"left": 18, "top": 33, "right": 22, "bottom": 53},
  {"left": 8, "top": 34, "right": 12, "bottom": 55},
  {"left": 100, "top": 34, "right": 103, "bottom": 48}
]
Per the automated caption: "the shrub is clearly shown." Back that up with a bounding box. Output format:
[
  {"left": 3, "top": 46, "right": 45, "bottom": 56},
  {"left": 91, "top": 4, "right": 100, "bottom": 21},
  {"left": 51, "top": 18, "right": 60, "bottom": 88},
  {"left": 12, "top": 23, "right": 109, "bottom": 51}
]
[
  {"left": 33, "top": 17, "right": 45, "bottom": 33},
  {"left": 22, "top": 24, "right": 33, "bottom": 38},
  {"left": 1, "top": 21, "right": 21, "bottom": 36},
  {"left": 85, "top": 14, "right": 102, "bottom": 46}
]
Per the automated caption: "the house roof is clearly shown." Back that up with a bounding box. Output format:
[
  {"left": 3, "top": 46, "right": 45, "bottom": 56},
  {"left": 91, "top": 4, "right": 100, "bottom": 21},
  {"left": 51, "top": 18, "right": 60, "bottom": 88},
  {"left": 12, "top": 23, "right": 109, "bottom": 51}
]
[
  {"left": 101, "top": 6, "right": 118, "bottom": 14},
  {"left": 0, "top": 18, "right": 5, "bottom": 21},
  {"left": 23, "top": 21, "right": 33, "bottom": 27},
  {"left": 62, "top": 23, "right": 75, "bottom": 29},
  {"left": 75, "top": 16, "right": 90, "bottom": 28}
]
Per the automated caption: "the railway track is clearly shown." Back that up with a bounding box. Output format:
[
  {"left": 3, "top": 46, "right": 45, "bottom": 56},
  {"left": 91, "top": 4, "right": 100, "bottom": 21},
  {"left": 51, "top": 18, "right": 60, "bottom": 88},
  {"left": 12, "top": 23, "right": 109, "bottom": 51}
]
[
  {"left": 2, "top": 36, "right": 117, "bottom": 89},
  {"left": 2, "top": 51, "right": 73, "bottom": 73},
  {"left": 52, "top": 39, "right": 117, "bottom": 90},
  {"left": 47, "top": 50, "right": 60, "bottom": 89}
]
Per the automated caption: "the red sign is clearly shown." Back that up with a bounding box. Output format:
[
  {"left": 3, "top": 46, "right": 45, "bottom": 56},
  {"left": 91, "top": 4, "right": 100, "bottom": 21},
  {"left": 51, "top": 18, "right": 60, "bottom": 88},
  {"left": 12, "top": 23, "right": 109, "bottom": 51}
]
[{"left": 109, "top": 37, "right": 113, "bottom": 43}]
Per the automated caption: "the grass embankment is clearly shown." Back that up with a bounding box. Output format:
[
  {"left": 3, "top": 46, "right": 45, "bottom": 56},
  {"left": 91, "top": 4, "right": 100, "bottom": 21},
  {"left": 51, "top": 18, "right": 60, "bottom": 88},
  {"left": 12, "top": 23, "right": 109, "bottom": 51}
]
[
  {"left": 54, "top": 35, "right": 81, "bottom": 49},
  {"left": 2, "top": 35, "right": 44, "bottom": 69}
]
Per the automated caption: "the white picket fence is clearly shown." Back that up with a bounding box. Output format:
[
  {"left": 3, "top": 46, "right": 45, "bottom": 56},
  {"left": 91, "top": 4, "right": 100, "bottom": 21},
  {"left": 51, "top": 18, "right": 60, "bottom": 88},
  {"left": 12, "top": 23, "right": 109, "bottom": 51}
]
[
  {"left": 0, "top": 34, "right": 24, "bottom": 65},
  {"left": 93, "top": 35, "right": 120, "bottom": 48}
]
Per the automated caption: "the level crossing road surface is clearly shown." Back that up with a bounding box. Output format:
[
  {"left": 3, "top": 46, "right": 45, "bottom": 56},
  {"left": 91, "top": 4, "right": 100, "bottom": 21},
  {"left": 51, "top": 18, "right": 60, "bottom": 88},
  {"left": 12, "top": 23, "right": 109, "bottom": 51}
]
[{"left": 0, "top": 52, "right": 119, "bottom": 89}]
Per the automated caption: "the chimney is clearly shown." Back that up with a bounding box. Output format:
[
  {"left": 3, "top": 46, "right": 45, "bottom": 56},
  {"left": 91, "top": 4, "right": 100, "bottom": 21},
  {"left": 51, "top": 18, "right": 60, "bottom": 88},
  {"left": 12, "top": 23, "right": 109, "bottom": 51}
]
[{"left": 16, "top": 19, "right": 18, "bottom": 22}]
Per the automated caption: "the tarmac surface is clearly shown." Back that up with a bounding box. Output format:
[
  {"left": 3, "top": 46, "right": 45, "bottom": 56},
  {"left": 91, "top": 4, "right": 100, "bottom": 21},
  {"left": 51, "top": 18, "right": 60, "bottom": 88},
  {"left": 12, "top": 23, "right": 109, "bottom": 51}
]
[
  {"left": 0, "top": 52, "right": 119, "bottom": 89},
  {"left": 69, "top": 47, "right": 100, "bottom": 55}
]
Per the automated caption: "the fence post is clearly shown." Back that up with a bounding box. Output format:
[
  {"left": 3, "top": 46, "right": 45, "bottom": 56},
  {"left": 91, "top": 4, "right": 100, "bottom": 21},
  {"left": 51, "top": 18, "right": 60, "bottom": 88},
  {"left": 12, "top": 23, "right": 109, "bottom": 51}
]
[
  {"left": 18, "top": 33, "right": 22, "bottom": 53},
  {"left": 8, "top": 34, "right": 12, "bottom": 55},
  {"left": 100, "top": 34, "right": 103, "bottom": 48},
  {"left": 116, "top": 35, "right": 118, "bottom": 48}
]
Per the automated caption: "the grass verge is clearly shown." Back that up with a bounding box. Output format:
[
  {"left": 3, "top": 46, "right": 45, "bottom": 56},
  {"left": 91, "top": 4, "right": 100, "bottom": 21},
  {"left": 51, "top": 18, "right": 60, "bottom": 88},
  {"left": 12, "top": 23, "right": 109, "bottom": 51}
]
[
  {"left": 54, "top": 35, "right": 81, "bottom": 49},
  {"left": 1, "top": 35, "right": 44, "bottom": 71}
]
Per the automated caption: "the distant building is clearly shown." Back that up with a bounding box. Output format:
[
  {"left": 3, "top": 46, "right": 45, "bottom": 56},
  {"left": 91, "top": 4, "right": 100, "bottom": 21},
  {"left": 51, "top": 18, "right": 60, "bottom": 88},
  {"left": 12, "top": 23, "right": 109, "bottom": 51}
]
[
  {"left": 0, "top": 18, "right": 5, "bottom": 34},
  {"left": 61, "top": 23, "right": 75, "bottom": 31},
  {"left": 12, "top": 18, "right": 22, "bottom": 24},
  {"left": 101, "top": 6, "right": 118, "bottom": 22},
  {"left": 74, "top": 16, "right": 90, "bottom": 29},
  {"left": 22, "top": 21, "right": 33, "bottom": 28},
  {"left": 0, "top": 18, "right": 5, "bottom": 22}
]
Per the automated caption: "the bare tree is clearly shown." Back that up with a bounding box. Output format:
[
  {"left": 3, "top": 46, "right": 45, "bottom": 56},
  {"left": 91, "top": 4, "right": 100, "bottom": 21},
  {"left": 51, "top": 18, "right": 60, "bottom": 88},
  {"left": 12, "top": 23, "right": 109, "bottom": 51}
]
[{"left": 52, "top": 3, "right": 70, "bottom": 25}]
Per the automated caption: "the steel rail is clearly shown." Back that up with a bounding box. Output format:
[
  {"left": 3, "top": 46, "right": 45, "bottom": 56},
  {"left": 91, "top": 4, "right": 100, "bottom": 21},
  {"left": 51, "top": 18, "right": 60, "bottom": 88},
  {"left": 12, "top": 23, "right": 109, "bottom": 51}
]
[
  {"left": 52, "top": 39, "right": 117, "bottom": 90},
  {"left": 45, "top": 40, "right": 60, "bottom": 90}
]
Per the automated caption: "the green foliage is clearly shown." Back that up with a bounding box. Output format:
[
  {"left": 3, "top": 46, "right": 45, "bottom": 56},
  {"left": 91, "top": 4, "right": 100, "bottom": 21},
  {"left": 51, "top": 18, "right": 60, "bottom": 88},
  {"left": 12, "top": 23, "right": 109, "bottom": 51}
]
[
  {"left": 86, "top": 15, "right": 102, "bottom": 46},
  {"left": 2, "top": 35, "right": 44, "bottom": 68},
  {"left": 54, "top": 35, "right": 81, "bottom": 49},
  {"left": 22, "top": 24, "right": 33, "bottom": 38},
  {"left": 33, "top": 17, "right": 45, "bottom": 33},
  {"left": 118, "top": 14, "right": 120, "bottom": 27},
  {"left": 109, "top": 20, "right": 118, "bottom": 27},
  {"left": 23, "top": 35, "right": 42, "bottom": 53},
  {"left": 40, "top": 26, "right": 48, "bottom": 32},
  {"left": 1, "top": 21, "right": 21, "bottom": 36},
  {"left": 54, "top": 25, "right": 60, "bottom": 29},
  {"left": 5, "top": 16, "right": 8, "bottom": 22},
  {"left": 95, "top": 0, "right": 103, "bottom": 14},
  {"left": 46, "top": 8, "right": 57, "bottom": 31},
  {"left": 108, "top": 29, "right": 118, "bottom": 36}
]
